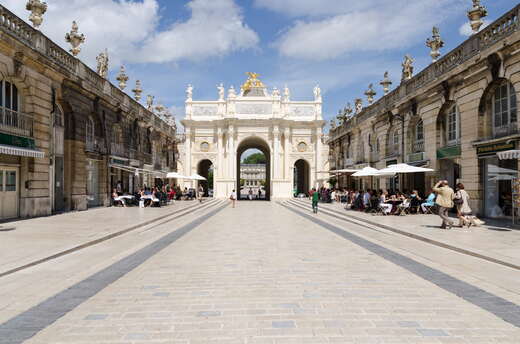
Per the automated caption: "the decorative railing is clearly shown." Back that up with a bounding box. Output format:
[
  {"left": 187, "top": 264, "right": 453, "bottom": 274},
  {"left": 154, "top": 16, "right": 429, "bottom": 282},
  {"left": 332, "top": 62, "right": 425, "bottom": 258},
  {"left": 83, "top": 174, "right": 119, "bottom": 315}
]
[
  {"left": 493, "top": 122, "right": 519, "bottom": 139},
  {"left": 111, "top": 142, "right": 128, "bottom": 158},
  {"left": 329, "top": 4, "right": 520, "bottom": 141},
  {"left": 0, "top": 108, "right": 33, "bottom": 137},
  {"left": 385, "top": 144, "right": 400, "bottom": 158},
  {"left": 143, "top": 152, "right": 152, "bottom": 165},
  {"left": 412, "top": 141, "right": 425, "bottom": 153}
]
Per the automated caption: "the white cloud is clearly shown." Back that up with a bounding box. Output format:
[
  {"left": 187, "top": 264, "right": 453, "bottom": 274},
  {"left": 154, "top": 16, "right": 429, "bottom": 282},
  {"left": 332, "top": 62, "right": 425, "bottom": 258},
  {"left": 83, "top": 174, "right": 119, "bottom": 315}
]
[
  {"left": 459, "top": 19, "right": 491, "bottom": 36},
  {"left": 255, "top": 0, "right": 388, "bottom": 17},
  {"left": 134, "top": 0, "right": 259, "bottom": 63},
  {"left": 271, "top": 0, "right": 465, "bottom": 60},
  {"left": 2, "top": 0, "right": 258, "bottom": 68}
]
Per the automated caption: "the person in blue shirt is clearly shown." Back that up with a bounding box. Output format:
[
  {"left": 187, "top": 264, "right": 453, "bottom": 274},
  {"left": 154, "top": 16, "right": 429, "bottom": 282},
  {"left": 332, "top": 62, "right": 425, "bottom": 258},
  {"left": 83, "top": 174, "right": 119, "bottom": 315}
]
[{"left": 421, "top": 189, "right": 436, "bottom": 213}]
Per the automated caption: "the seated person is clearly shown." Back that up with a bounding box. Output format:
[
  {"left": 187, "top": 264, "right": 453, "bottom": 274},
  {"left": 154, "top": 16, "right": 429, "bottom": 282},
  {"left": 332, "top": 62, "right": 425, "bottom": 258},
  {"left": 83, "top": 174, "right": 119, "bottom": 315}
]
[
  {"left": 379, "top": 191, "right": 393, "bottom": 215},
  {"left": 421, "top": 190, "right": 436, "bottom": 213},
  {"left": 409, "top": 190, "right": 422, "bottom": 213},
  {"left": 112, "top": 188, "right": 126, "bottom": 207}
]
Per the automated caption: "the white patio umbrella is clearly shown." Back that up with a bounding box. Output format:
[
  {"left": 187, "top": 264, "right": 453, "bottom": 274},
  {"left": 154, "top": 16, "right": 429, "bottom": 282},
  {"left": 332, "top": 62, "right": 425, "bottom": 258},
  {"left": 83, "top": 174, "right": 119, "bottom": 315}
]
[
  {"left": 330, "top": 168, "right": 360, "bottom": 173},
  {"left": 189, "top": 173, "right": 207, "bottom": 181},
  {"left": 378, "top": 163, "right": 433, "bottom": 174},
  {"left": 352, "top": 167, "right": 387, "bottom": 177},
  {"left": 166, "top": 171, "right": 186, "bottom": 179}
]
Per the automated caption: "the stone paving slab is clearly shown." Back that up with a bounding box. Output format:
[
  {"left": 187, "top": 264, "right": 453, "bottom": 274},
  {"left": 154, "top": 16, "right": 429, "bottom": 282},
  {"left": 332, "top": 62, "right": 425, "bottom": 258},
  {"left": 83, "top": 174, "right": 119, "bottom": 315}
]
[
  {"left": 17, "top": 202, "right": 520, "bottom": 343},
  {"left": 296, "top": 199, "right": 520, "bottom": 270},
  {"left": 0, "top": 200, "right": 202, "bottom": 275}
]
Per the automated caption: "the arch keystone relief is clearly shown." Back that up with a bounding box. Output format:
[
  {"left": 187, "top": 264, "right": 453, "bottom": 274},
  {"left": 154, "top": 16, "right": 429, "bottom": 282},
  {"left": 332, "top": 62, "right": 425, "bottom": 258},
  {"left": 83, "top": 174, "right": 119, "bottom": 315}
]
[{"left": 179, "top": 74, "right": 329, "bottom": 199}]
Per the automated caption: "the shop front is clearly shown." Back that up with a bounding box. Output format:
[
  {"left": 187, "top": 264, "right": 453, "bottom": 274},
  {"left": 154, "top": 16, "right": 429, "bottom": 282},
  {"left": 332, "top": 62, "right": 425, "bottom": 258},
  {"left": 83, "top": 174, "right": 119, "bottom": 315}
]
[
  {"left": 437, "top": 145, "right": 461, "bottom": 190},
  {"left": 477, "top": 141, "right": 518, "bottom": 219}
]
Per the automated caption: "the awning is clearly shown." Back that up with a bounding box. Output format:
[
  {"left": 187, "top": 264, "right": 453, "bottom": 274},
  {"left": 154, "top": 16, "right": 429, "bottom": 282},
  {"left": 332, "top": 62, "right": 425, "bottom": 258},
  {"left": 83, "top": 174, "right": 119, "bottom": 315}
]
[
  {"left": 0, "top": 144, "right": 44, "bottom": 158},
  {"left": 497, "top": 150, "right": 520, "bottom": 160}
]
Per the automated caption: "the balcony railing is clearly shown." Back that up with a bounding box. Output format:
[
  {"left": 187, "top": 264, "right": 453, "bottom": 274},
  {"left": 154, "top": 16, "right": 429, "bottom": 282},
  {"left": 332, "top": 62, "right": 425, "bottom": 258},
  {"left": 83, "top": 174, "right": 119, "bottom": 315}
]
[
  {"left": 111, "top": 142, "right": 128, "bottom": 158},
  {"left": 412, "top": 141, "right": 425, "bottom": 153},
  {"left": 0, "top": 109, "right": 33, "bottom": 137},
  {"left": 493, "top": 122, "right": 519, "bottom": 139},
  {"left": 385, "top": 144, "right": 400, "bottom": 158},
  {"left": 143, "top": 152, "right": 152, "bottom": 165}
]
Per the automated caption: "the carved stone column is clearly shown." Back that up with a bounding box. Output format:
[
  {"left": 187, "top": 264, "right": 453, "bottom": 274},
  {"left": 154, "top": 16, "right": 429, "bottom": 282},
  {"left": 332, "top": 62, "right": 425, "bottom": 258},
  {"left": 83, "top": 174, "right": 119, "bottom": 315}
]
[
  {"left": 273, "top": 126, "right": 280, "bottom": 179},
  {"left": 217, "top": 127, "right": 223, "bottom": 179},
  {"left": 315, "top": 128, "right": 323, "bottom": 188},
  {"left": 185, "top": 127, "right": 192, "bottom": 177},
  {"left": 284, "top": 128, "right": 290, "bottom": 179}
]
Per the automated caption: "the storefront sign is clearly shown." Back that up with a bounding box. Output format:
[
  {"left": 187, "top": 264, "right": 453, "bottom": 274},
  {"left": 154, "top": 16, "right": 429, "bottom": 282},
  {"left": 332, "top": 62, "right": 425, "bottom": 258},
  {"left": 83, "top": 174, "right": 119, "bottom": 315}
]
[
  {"left": 408, "top": 152, "right": 424, "bottom": 162},
  {"left": 437, "top": 145, "right": 461, "bottom": 159},
  {"left": 110, "top": 158, "right": 129, "bottom": 166},
  {"left": 0, "top": 133, "right": 36, "bottom": 149},
  {"left": 477, "top": 141, "right": 516, "bottom": 156}
]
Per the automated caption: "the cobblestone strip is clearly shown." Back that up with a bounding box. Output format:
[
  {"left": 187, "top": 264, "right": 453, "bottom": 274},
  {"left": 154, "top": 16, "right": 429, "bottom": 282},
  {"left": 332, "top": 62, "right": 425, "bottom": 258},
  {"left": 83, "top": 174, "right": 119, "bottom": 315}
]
[
  {"left": 0, "top": 201, "right": 227, "bottom": 344},
  {"left": 291, "top": 199, "right": 520, "bottom": 271},
  {"left": 0, "top": 200, "right": 218, "bottom": 279},
  {"left": 281, "top": 201, "right": 520, "bottom": 328}
]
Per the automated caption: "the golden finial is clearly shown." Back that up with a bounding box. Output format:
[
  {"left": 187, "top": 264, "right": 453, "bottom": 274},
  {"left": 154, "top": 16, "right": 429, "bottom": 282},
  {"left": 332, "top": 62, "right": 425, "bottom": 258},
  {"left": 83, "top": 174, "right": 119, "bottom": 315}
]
[{"left": 241, "top": 72, "right": 264, "bottom": 93}]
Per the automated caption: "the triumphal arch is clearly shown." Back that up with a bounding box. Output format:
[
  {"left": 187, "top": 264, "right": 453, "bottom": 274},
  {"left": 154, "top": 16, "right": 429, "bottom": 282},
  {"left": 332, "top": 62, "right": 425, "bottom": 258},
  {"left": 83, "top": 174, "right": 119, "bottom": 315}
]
[{"left": 180, "top": 73, "right": 329, "bottom": 199}]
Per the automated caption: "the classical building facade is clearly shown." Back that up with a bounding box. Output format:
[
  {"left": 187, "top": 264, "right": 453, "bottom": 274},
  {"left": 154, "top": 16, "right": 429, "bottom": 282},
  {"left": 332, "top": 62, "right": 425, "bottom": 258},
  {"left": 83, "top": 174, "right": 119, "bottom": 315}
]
[
  {"left": 180, "top": 73, "right": 329, "bottom": 199},
  {"left": 0, "top": 5, "right": 177, "bottom": 220},
  {"left": 328, "top": 4, "right": 520, "bottom": 219},
  {"left": 240, "top": 163, "right": 266, "bottom": 187}
]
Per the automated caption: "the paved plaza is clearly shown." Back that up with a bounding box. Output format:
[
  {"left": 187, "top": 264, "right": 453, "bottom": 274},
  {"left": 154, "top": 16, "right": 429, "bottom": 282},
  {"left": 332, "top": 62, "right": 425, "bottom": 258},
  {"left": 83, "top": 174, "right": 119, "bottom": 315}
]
[{"left": 0, "top": 202, "right": 519, "bottom": 343}]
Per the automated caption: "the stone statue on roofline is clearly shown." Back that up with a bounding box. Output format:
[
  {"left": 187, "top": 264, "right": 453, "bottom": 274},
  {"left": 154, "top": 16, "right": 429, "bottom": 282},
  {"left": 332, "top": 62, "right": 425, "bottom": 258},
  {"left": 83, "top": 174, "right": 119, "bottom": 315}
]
[
  {"left": 96, "top": 49, "right": 109, "bottom": 78},
  {"left": 272, "top": 87, "right": 280, "bottom": 97},
  {"left": 283, "top": 85, "right": 290, "bottom": 102},
  {"left": 228, "top": 85, "right": 237, "bottom": 98},
  {"left": 355, "top": 98, "right": 363, "bottom": 114},
  {"left": 217, "top": 83, "right": 225, "bottom": 101},
  {"left": 186, "top": 84, "right": 193, "bottom": 101},
  {"left": 401, "top": 54, "right": 414, "bottom": 82},
  {"left": 313, "top": 84, "right": 322, "bottom": 101}
]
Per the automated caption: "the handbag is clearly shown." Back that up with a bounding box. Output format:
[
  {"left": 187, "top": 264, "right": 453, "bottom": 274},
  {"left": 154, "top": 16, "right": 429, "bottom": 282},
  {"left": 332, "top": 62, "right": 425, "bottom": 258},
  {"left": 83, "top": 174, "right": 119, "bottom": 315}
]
[{"left": 454, "top": 197, "right": 463, "bottom": 205}]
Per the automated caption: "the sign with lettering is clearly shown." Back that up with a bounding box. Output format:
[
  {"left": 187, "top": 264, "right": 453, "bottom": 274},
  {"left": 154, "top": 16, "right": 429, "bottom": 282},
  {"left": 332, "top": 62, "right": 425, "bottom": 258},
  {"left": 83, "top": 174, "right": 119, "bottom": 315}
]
[
  {"left": 0, "top": 133, "right": 36, "bottom": 149},
  {"left": 476, "top": 141, "right": 515, "bottom": 155}
]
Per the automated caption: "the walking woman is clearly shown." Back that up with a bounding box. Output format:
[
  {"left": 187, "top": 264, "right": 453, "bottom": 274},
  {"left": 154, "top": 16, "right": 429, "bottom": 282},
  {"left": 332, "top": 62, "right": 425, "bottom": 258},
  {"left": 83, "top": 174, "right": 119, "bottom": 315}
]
[
  {"left": 454, "top": 183, "right": 483, "bottom": 228},
  {"left": 230, "top": 189, "right": 237, "bottom": 208},
  {"left": 311, "top": 188, "right": 319, "bottom": 214}
]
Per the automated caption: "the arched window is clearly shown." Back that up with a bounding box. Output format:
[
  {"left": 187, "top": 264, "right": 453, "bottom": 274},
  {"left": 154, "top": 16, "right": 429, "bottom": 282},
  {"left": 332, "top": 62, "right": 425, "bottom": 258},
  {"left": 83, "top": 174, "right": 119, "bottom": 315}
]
[
  {"left": 493, "top": 80, "right": 517, "bottom": 137},
  {"left": 391, "top": 129, "right": 399, "bottom": 154},
  {"left": 0, "top": 80, "right": 28, "bottom": 136},
  {"left": 446, "top": 105, "right": 460, "bottom": 146}
]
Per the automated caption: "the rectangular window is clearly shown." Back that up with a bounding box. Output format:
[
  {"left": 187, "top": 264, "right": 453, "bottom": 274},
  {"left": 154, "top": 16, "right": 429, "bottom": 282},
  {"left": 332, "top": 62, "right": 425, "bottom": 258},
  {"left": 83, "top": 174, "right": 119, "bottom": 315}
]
[
  {"left": 0, "top": 170, "right": 3, "bottom": 192},
  {"left": 12, "top": 84, "right": 18, "bottom": 111},
  {"left": 5, "top": 171, "right": 16, "bottom": 192},
  {"left": 5, "top": 81, "right": 11, "bottom": 109},
  {"left": 0, "top": 80, "right": 3, "bottom": 108}
]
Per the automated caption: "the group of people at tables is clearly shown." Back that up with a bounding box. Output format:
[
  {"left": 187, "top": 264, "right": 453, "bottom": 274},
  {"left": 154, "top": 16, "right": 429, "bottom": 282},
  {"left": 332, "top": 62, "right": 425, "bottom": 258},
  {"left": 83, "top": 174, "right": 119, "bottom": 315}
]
[
  {"left": 331, "top": 188, "right": 436, "bottom": 215},
  {"left": 111, "top": 184, "right": 198, "bottom": 208}
]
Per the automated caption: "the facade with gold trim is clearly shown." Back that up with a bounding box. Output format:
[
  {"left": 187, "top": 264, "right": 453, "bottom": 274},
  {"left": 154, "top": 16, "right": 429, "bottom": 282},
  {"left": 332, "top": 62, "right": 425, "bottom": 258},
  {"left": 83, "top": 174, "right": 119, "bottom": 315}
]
[
  {"left": 328, "top": 4, "right": 520, "bottom": 219},
  {"left": 0, "top": 5, "right": 177, "bottom": 220}
]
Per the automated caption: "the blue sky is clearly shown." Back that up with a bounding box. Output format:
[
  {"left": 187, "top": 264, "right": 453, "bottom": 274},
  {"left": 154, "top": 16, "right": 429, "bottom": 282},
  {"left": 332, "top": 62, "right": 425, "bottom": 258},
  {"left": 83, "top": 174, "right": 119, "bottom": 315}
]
[{"left": 5, "top": 0, "right": 516, "bottom": 131}]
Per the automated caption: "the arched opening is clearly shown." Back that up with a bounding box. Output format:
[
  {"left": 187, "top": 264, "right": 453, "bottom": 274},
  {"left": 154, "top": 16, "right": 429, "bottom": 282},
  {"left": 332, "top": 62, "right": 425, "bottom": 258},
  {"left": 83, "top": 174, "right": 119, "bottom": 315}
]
[
  {"left": 294, "top": 159, "right": 310, "bottom": 197},
  {"left": 236, "top": 137, "right": 270, "bottom": 200},
  {"left": 197, "top": 159, "right": 214, "bottom": 197}
]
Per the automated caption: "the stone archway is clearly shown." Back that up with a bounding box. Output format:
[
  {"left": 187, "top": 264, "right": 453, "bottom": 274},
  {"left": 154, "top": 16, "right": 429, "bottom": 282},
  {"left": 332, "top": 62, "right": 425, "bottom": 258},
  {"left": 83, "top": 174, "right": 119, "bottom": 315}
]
[
  {"left": 236, "top": 136, "right": 271, "bottom": 201},
  {"left": 197, "top": 159, "right": 214, "bottom": 197},
  {"left": 294, "top": 159, "right": 310, "bottom": 196}
]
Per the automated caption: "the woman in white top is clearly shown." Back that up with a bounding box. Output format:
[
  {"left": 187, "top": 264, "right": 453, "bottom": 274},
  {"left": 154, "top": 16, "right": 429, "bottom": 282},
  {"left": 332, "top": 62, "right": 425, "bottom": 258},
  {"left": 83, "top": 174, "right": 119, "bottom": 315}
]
[
  {"left": 379, "top": 191, "right": 392, "bottom": 215},
  {"left": 230, "top": 189, "right": 237, "bottom": 208},
  {"left": 455, "top": 183, "right": 480, "bottom": 228}
]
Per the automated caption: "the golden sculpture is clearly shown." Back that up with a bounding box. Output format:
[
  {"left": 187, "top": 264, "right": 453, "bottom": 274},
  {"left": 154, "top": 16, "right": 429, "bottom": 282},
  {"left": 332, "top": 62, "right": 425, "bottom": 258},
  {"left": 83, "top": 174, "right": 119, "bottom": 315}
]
[{"left": 241, "top": 72, "right": 265, "bottom": 92}]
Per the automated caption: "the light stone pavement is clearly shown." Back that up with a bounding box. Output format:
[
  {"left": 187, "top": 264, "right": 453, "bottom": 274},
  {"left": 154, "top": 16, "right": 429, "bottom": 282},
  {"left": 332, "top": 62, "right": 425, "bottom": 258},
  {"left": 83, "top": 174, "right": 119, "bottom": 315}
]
[{"left": 5, "top": 202, "right": 520, "bottom": 343}]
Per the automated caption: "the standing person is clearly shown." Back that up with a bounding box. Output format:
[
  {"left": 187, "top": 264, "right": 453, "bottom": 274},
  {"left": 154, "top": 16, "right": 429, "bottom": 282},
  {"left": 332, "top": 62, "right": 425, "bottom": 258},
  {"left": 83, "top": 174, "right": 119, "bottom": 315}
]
[
  {"left": 197, "top": 185, "right": 204, "bottom": 203},
  {"left": 433, "top": 180, "right": 455, "bottom": 230},
  {"left": 248, "top": 188, "right": 253, "bottom": 201},
  {"left": 311, "top": 188, "right": 319, "bottom": 214},
  {"left": 455, "top": 183, "right": 481, "bottom": 228},
  {"left": 230, "top": 189, "right": 237, "bottom": 208},
  {"left": 258, "top": 188, "right": 262, "bottom": 200}
]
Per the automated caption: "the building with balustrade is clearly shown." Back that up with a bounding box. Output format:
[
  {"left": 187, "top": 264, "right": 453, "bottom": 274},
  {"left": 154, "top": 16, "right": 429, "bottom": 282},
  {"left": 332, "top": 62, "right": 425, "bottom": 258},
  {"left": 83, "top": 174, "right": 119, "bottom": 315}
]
[
  {"left": 327, "top": 4, "right": 520, "bottom": 220},
  {"left": 179, "top": 73, "right": 329, "bottom": 200},
  {"left": 0, "top": 5, "right": 178, "bottom": 220}
]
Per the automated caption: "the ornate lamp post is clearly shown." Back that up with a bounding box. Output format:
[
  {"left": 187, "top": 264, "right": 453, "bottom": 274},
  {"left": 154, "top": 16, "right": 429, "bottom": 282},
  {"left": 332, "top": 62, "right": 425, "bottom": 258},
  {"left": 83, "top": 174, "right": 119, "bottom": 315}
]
[
  {"left": 426, "top": 27, "right": 445, "bottom": 62},
  {"left": 132, "top": 80, "right": 143, "bottom": 101},
  {"left": 467, "top": 0, "right": 488, "bottom": 34},
  {"left": 26, "top": 0, "right": 47, "bottom": 29},
  {"left": 380, "top": 71, "right": 392, "bottom": 95},
  {"left": 364, "top": 84, "right": 376, "bottom": 104},
  {"left": 116, "top": 66, "right": 129, "bottom": 90},
  {"left": 65, "top": 21, "right": 85, "bottom": 57}
]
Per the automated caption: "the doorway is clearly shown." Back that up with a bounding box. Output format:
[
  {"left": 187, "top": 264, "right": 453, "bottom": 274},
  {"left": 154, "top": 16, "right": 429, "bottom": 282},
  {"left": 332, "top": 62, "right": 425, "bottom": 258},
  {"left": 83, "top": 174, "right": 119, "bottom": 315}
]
[
  {"left": 0, "top": 166, "right": 19, "bottom": 220},
  {"left": 294, "top": 159, "right": 310, "bottom": 196},
  {"left": 236, "top": 137, "right": 270, "bottom": 201},
  {"left": 197, "top": 159, "right": 214, "bottom": 197}
]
